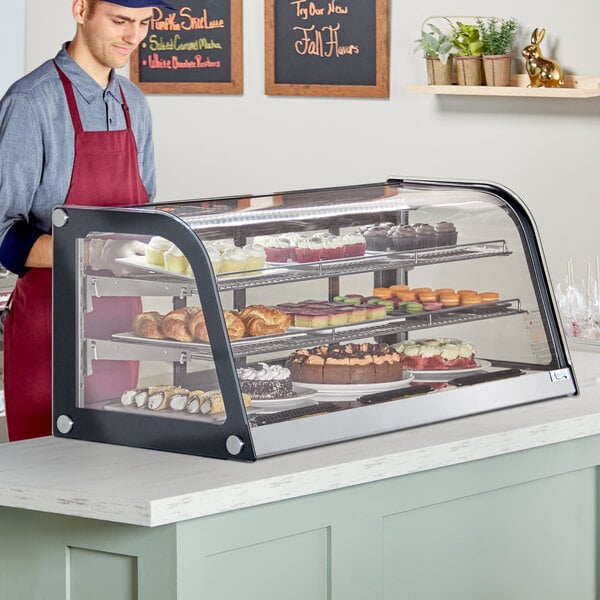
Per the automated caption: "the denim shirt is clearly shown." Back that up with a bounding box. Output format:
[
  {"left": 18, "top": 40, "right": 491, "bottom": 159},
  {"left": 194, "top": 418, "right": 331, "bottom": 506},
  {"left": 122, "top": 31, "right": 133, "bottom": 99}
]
[{"left": 0, "top": 44, "right": 156, "bottom": 275}]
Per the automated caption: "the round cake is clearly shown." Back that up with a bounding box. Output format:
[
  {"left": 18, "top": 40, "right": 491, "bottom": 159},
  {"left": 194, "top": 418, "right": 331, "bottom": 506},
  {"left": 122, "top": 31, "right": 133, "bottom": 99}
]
[
  {"left": 286, "top": 342, "right": 403, "bottom": 385},
  {"left": 237, "top": 362, "right": 294, "bottom": 399},
  {"left": 392, "top": 338, "right": 476, "bottom": 370}
]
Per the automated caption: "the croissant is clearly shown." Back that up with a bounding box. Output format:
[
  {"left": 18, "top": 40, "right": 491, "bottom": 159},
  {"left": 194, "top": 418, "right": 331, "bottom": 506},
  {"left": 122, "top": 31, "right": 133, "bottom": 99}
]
[
  {"left": 189, "top": 309, "right": 246, "bottom": 342},
  {"left": 239, "top": 305, "right": 292, "bottom": 336},
  {"left": 224, "top": 310, "right": 247, "bottom": 340},
  {"left": 161, "top": 307, "right": 201, "bottom": 342},
  {"left": 132, "top": 311, "right": 166, "bottom": 339}
]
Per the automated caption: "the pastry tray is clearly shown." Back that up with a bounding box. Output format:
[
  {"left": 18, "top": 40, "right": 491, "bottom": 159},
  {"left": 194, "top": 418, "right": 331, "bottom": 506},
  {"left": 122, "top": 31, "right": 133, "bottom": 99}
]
[
  {"left": 94, "top": 240, "right": 511, "bottom": 295},
  {"left": 100, "top": 299, "right": 524, "bottom": 362}
]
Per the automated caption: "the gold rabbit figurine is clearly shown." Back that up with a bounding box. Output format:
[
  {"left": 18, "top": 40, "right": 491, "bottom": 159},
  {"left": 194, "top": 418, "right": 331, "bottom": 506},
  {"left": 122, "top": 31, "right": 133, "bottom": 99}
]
[{"left": 522, "top": 28, "right": 564, "bottom": 88}]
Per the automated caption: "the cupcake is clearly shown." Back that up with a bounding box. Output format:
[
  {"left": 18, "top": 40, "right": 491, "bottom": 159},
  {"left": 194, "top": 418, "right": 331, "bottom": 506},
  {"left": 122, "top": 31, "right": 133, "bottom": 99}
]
[
  {"left": 220, "top": 246, "right": 249, "bottom": 274},
  {"left": 145, "top": 236, "right": 172, "bottom": 266},
  {"left": 321, "top": 234, "right": 345, "bottom": 260},
  {"left": 363, "top": 224, "right": 392, "bottom": 251},
  {"left": 214, "top": 239, "right": 235, "bottom": 253},
  {"left": 434, "top": 222, "right": 458, "bottom": 246},
  {"left": 279, "top": 233, "right": 303, "bottom": 261},
  {"left": 342, "top": 231, "right": 367, "bottom": 257},
  {"left": 264, "top": 236, "right": 291, "bottom": 263},
  {"left": 295, "top": 235, "right": 323, "bottom": 263},
  {"left": 206, "top": 246, "right": 222, "bottom": 275},
  {"left": 164, "top": 244, "right": 190, "bottom": 275},
  {"left": 387, "top": 225, "right": 417, "bottom": 251},
  {"left": 415, "top": 223, "right": 437, "bottom": 249},
  {"left": 243, "top": 244, "right": 266, "bottom": 270}
]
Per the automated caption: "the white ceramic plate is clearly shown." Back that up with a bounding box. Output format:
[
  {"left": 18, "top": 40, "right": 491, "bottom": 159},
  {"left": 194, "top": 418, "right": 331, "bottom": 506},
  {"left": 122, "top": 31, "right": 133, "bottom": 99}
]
[
  {"left": 407, "top": 359, "right": 492, "bottom": 381},
  {"left": 298, "top": 374, "right": 414, "bottom": 398}
]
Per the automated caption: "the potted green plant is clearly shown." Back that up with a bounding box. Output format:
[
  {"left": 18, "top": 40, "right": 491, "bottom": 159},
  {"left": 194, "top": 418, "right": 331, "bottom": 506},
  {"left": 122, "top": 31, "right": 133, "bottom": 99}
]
[
  {"left": 476, "top": 17, "right": 519, "bottom": 86},
  {"left": 414, "top": 22, "right": 456, "bottom": 85},
  {"left": 452, "top": 22, "right": 484, "bottom": 86}
]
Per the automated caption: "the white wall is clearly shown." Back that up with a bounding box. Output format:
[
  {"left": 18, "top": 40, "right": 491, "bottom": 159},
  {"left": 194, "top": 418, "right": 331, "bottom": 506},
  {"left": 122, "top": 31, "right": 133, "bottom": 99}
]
[
  {"left": 25, "top": 0, "right": 600, "bottom": 286},
  {"left": 0, "top": 1, "right": 25, "bottom": 95}
]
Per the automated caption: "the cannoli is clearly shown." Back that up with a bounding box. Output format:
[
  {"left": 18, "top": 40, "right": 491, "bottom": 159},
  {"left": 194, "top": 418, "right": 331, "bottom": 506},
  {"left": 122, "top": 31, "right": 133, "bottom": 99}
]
[
  {"left": 186, "top": 390, "right": 205, "bottom": 414},
  {"left": 148, "top": 386, "right": 188, "bottom": 411},
  {"left": 134, "top": 388, "right": 149, "bottom": 408},
  {"left": 168, "top": 389, "right": 191, "bottom": 412},
  {"left": 186, "top": 390, "right": 251, "bottom": 415},
  {"left": 120, "top": 389, "right": 137, "bottom": 407}
]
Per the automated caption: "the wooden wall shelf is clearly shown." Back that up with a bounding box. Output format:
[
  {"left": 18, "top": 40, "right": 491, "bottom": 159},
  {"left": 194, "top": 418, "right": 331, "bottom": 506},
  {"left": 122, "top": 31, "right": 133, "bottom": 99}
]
[{"left": 406, "top": 75, "right": 600, "bottom": 98}]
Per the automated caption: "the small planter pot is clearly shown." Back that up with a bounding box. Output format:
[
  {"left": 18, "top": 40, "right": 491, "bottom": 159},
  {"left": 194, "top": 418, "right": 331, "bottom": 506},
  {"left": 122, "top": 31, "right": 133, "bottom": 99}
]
[
  {"left": 482, "top": 54, "right": 512, "bottom": 86},
  {"left": 425, "top": 57, "right": 453, "bottom": 85},
  {"left": 454, "top": 55, "right": 483, "bottom": 86}
]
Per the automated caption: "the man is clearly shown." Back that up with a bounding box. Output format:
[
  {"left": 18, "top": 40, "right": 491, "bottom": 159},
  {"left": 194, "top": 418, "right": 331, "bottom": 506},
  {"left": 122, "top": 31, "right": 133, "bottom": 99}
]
[{"left": 0, "top": 0, "right": 174, "bottom": 441}]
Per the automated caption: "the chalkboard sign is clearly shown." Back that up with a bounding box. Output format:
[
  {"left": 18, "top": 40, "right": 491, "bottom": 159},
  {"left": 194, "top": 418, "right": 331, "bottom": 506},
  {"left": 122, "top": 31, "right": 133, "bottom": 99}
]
[
  {"left": 130, "top": 0, "right": 242, "bottom": 94},
  {"left": 265, "top": 0, "right": 389, "bottom": 97}
]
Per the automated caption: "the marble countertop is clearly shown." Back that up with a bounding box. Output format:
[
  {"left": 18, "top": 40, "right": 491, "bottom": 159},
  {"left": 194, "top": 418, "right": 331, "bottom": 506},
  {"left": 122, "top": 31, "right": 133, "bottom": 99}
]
[{"left": 0, "top": 349, "right": 598, "bottom": 527}]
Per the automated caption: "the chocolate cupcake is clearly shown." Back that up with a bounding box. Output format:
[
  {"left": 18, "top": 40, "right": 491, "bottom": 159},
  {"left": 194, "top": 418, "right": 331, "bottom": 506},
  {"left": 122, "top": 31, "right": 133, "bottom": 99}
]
[
  {"left": 363, "top": 223, "right": 393, "bottom": 251},
  {"left": 434, "top": 222, "right": 458, "bottom": 247},
  {"left": 415, "top": 223, "right": 437, "bottom": 249},
  {"left": 387, "top": 225, "right": 417, "bottom": 251}
]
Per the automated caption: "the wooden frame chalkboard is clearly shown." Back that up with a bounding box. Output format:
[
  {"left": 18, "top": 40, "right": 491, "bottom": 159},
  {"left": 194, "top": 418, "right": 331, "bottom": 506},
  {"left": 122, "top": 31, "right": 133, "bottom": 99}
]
[
  {"left": 265, "top": 0, "right": 389, "bottom": 98},
  {"left": 130, "top": 0, "right": 243, "bottom": 94}
]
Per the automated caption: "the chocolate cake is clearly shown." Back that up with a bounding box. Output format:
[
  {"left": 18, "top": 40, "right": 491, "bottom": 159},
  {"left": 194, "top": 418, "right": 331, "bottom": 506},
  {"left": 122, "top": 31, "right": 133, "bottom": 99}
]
[
  {"left": 286, "top": 343, "right": 403, "bottom": 384},
  {"left": 237, "top": 362, "right": 294, "bottom": 399}
]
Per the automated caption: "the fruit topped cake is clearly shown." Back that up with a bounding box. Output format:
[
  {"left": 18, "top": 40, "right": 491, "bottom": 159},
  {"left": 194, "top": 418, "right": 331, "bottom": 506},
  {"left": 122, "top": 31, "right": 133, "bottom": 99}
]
[{"left": 392, "top": 338, "right": 476, "bottom": 370}]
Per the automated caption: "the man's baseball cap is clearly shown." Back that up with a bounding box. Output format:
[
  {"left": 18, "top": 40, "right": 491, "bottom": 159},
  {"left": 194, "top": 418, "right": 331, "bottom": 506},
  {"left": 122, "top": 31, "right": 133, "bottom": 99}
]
[{"left": 103, "top": 0, "right": 177, "bottom": 10}]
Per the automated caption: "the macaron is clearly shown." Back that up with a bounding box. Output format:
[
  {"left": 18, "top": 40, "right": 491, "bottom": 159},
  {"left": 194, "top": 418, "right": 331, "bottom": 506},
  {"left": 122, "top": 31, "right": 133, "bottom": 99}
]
[
  {"left": 480, "top": 292, "right": 500, "bottom": 302},
  {"left": 461, "top": 295, "right": 482, "bottom": 305},
  {"left": 418, "top": 292, "right": 438, "bottom": 302},
  {"left": 389, "top": 284, "right": 409, "bottom": 295},
  {"left": 377, "top": 300, "right": 396, "bottom": 312},
  {"left": 422, "top": 301, "right": 443, "bottom": 311},
  {"left": 373, "top": 287, "right": 393, "bottom": 299},
  {"left": 405, "top": 301, "right": 424, "bottom": 313},
  {"left": 395, "top": 291, "right": 418, "bottom": 302},
  {"left": 458, "top": 289, "right": 477, "bottom": 297},
  {"left": 434, "top": 288, "right": 455, "bottom": 296},
  {"left": 439, "top": 294, "right": 460, "bottom": 307}
]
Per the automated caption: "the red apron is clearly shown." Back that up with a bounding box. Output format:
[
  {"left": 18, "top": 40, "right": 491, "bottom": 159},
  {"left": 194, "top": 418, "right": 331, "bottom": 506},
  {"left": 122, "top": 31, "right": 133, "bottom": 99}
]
[{"left": 4, "top": 63, "right": 149, "bottom": 441}]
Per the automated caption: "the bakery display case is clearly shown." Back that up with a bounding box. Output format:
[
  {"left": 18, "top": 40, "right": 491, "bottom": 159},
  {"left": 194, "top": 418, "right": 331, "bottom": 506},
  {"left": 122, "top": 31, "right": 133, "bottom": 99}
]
[{"left": 51, "top": 178, "right": 577, "bottom": 461}]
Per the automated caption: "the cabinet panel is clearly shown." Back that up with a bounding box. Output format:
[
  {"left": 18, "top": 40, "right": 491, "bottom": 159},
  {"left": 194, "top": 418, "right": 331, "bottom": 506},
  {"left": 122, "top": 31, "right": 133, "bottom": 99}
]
[
  {"left": 382, "top": 469, "right": 597, "bottom": 600},
  {"left": 68, "top": 547, "right": 137, "bottom": 600},
  {"left": 205, "top": 528, "right": 330, "bottom": 600}
]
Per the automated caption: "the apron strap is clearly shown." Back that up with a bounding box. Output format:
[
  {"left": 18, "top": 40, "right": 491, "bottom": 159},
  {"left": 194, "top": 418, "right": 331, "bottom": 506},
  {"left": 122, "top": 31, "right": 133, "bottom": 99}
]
[
  {"left": 54, "top": 61, "right": 83, "bottom": 134},
  {"left": 118, "top": 84, "right": 133, "bottom": 130}
]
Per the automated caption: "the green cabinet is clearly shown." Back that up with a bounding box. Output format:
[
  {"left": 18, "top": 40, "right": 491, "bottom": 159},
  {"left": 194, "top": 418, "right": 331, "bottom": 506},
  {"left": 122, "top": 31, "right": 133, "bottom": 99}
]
[{"left": 1, "top": 433, "right": 598, "bottom": 599}]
